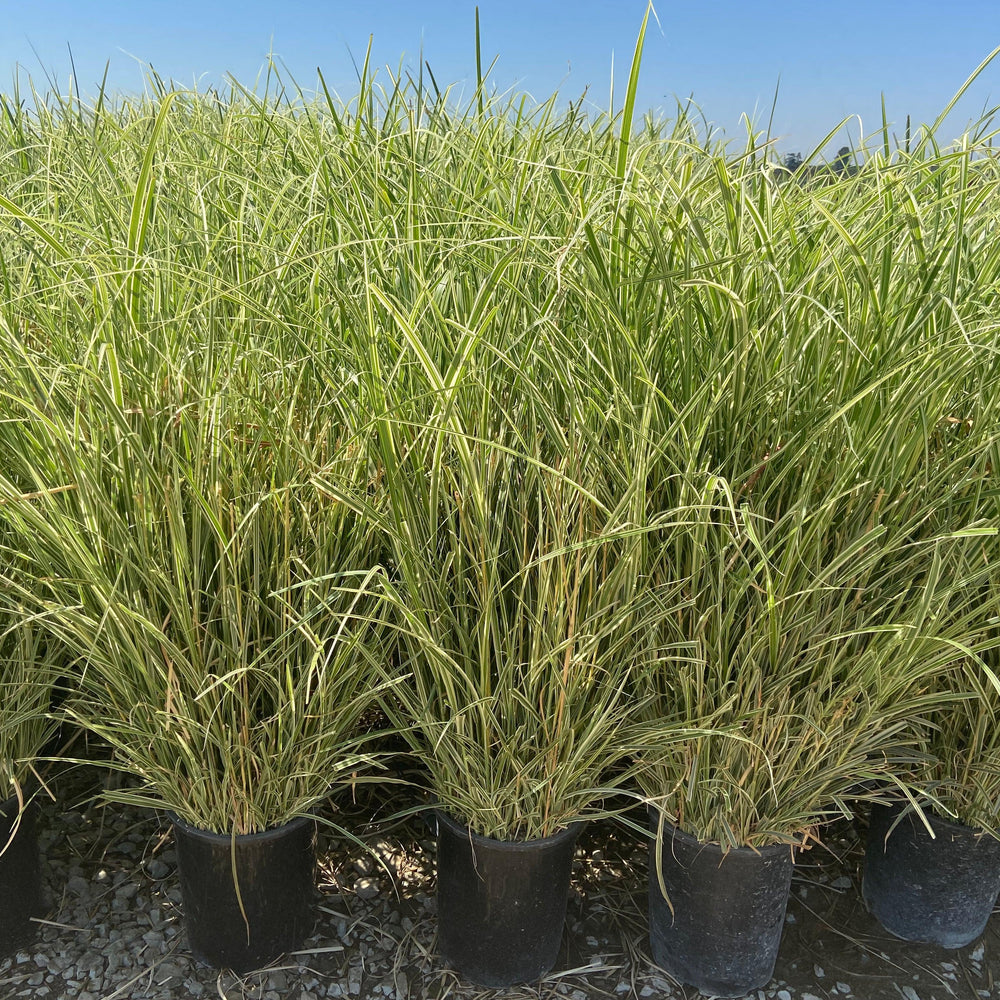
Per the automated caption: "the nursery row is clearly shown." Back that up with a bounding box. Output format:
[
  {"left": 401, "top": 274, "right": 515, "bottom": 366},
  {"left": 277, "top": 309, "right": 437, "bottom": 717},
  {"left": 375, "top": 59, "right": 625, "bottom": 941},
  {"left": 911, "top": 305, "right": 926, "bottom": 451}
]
[
  {"left": 0, "top": 789, "right": 996, "bottom": 996},
  {"left": 1, "top": 24, "right": 1000, "bottom": 996}
]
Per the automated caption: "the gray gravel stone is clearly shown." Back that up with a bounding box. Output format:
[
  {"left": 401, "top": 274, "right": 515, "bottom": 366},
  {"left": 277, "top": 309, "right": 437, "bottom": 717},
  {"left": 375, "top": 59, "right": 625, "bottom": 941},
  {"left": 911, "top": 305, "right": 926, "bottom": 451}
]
[
  {"left": 266, "top": 970, "right": 288, "bottom": 991},
  {"left": 156, "top": 961, "right": 185, "bottom": 980},
  {"left": 354, "top": 876, "right": 379, "bottom": 899},
  {"left": 141, "top": 929, "right": 164, "bottom": 948},
  {"left": 66, "top": 875, "right": 90, "bottom": 895},
  {"left": 145, "top": 858, "right": 171, "bottom": 879}
]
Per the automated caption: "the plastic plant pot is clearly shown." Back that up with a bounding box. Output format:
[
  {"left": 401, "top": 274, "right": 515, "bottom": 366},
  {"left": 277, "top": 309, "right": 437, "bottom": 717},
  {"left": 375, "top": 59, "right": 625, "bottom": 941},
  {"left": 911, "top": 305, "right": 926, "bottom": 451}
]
[
  {"left": 648, "top": 811, "right": 795, "bottom": 998},
  {"left": 0, "top": 794, "right": 43, "bottom": 953},
  {"left": 863, "top": 802, "right": 1000, "bottom": 949},
  {"left": 171, "top": 813, "right": 316, "bottom": 973},
  {"left": 435, "top": 810, "right": 582, "bottom": 987}
]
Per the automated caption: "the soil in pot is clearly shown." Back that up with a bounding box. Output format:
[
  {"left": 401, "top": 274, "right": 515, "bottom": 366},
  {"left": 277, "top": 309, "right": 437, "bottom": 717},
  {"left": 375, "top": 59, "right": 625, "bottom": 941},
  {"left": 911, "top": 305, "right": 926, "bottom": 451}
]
[
  {"left": 171, "top": 813, "right": 316, "bottom": 973},
  {"left": 435, "top": 810, "right": 582, "bottom": 988},
  {"left": 0, "top": 794, "right": 44, "bottom": 954},
  {"left": 648, "top": 812, "right": 795, "bottom": 998},
  {"left": 862, "top": 802, "right": 1000, "bottom": 949}
]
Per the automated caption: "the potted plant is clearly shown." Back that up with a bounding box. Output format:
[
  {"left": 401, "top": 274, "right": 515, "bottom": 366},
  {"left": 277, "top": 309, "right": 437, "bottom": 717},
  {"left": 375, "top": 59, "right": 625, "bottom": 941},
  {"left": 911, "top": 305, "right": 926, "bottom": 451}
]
[
  {"left": 863, "top": 540, "right": 1000, "bottom": 948},
  {"left": 633, "top": 463, "right": 982, "bottom": 997},
  {"left": 621, "top": 269, "right": 999, "bottom": 987},
  {"left": 379, "top": 434, "right": 661, "bottom": 985},
  {"left": 359, "top": 274, "right": 669, "bottom": 986},
  {"left": 0, "top": 368, "right": 393, "bottom": 973}
]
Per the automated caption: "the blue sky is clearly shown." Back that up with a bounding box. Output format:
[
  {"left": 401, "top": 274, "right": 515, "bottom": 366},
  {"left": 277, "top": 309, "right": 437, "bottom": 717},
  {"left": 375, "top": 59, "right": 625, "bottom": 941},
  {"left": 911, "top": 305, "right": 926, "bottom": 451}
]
[{"left": 2, "top": 1, "right": 999, "bottom": 156}]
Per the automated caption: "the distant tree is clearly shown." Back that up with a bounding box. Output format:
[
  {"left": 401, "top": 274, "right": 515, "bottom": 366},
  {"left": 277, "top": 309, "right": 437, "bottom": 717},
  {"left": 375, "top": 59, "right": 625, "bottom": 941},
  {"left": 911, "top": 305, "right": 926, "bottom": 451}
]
[
  {"left": 782, "top": 151, "right": 803, "bottom": 172},
  {"left": 833, "top": 146, "right": 852, "bottom": 173}
]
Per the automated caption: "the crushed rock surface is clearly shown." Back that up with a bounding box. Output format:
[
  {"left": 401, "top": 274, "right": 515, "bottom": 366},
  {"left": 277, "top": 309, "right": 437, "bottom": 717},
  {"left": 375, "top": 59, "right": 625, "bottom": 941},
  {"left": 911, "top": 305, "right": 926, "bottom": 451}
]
[{"left": 0, "top": 787, "right": 996, "bottom": 1000}]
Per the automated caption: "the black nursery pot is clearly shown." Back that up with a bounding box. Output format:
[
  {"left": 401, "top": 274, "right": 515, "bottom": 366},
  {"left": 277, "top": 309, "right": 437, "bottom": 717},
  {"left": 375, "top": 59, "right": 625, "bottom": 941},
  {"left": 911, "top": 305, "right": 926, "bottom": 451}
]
[
  {"left": 862, "top": 802, "right": 1000, "bottom": 949},
  {"left": 648, "top": 811, "right": 795, "bottom": 998},
  {"left": 435, "top": 810, "right": 582, "bottom": 988},
  {"left": 171, "top": 813, "right": 316, "bottom": 973},
  {"left": 0, "top": 795, "right": 44, "bottom": 953}
]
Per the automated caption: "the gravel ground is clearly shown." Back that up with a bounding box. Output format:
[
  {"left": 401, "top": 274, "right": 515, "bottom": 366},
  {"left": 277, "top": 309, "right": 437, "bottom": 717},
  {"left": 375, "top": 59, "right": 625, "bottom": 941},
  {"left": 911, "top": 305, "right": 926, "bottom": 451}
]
[{"left": 0, "top": 780, "right": 996, "bottom": 1000}]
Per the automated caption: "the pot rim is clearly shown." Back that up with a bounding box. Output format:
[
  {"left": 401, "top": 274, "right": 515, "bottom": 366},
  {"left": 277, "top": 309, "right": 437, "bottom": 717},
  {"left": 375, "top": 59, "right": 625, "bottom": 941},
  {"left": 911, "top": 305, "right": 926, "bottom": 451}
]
[
  {"left": 169, "top": 812, "right": 315, "bottom": 845},
  {"left": 873, "top": 800, "right": 996, "bottom": 840},
  {"left": 435, "top": 809, "right": 583, "bottom": 852},
  {"left": 647, "top": 805, "right": 799, "bottom": 858}
]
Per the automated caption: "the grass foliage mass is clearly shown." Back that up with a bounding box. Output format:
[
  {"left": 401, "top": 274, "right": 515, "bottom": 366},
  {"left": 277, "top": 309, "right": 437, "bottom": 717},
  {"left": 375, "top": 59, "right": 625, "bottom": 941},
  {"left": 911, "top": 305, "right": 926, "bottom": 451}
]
[{"left": 1, "top": 24, "right": 1000, "bottom": 844}]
